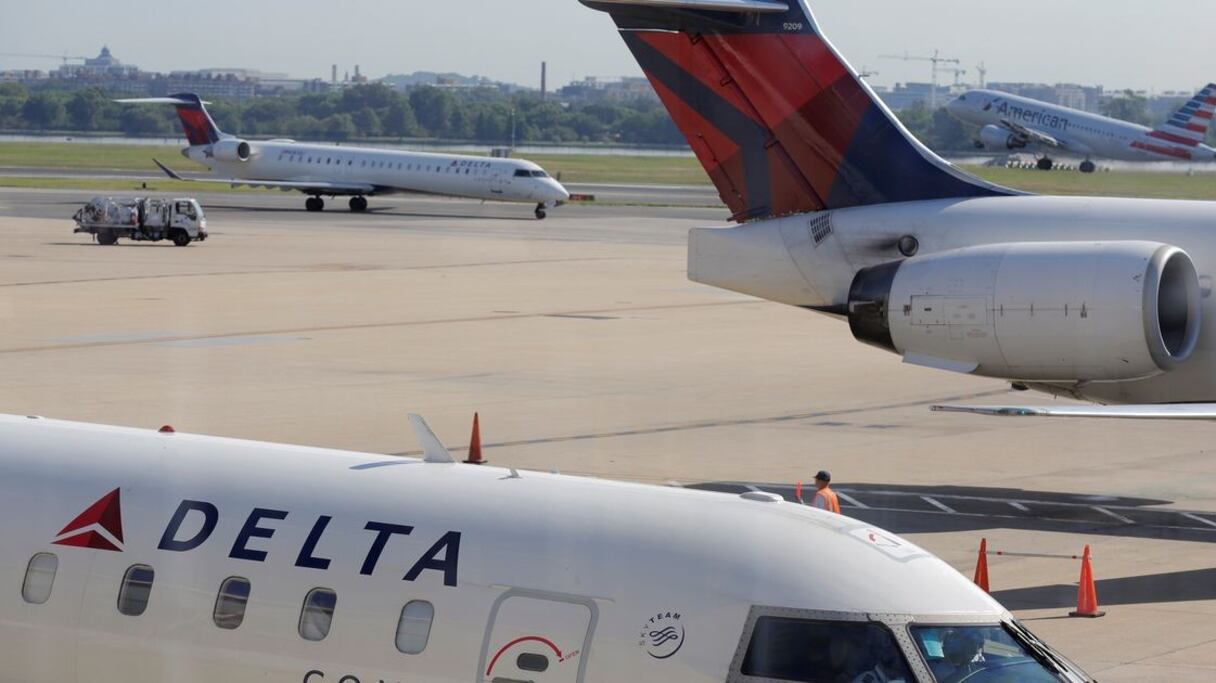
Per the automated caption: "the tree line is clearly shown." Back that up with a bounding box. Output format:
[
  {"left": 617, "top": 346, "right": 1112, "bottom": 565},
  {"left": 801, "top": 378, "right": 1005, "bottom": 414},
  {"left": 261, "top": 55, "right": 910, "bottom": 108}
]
[
  {"left": 0, "top": 82, "right": 682, "bottom": 146},
  {"left": 1, "top": 81, "right": 1209, "bottom": 151}
]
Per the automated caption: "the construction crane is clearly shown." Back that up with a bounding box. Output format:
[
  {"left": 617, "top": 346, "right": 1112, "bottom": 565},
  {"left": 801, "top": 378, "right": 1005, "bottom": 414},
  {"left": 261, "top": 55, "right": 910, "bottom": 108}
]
[
  {"left": 0, "top": 52, "right": 87, "bottom": 66},
  {"left": 879, "top": 50, "right": 961, "bottom": 109},
  {"left": 941, "top": 66, "right": 967, "bottom": 88},
  {"left": 975, "top": 62, "right": 988, "bottom": 89},
  {"left": 856, "top": 66, "right": 879, "bottom": 80}
]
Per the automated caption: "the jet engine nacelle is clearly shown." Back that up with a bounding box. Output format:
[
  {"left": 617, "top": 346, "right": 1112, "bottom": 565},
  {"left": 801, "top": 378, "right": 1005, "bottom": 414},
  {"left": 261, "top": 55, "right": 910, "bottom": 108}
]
[
  {"left": 977, "top": 124, "right": 1026, "bottom": 151},
  {"left": 210, "top": 139, "right": 252, "bottom": 162},
  {"left": 847, "top": 241, "right": 1202, "bottom": 382}
]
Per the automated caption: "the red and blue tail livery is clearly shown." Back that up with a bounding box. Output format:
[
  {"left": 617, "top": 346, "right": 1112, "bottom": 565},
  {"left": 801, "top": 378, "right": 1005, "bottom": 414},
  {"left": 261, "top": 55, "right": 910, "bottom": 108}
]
[
  {"left": 583, "top": 0, "right": 1015, "bottom": 221},
  {"left": 1150, "top": 84, "right": 1216, "bottom": 148},
  {"left": 166, "top": 92, "right": 223, "bottom": 146}
]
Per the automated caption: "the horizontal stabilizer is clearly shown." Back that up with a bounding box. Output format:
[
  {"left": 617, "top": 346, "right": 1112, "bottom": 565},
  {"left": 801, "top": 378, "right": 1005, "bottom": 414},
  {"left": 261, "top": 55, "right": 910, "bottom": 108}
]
[
  {"left": 931, "top": 403, "right": 1216, "bottom": 421},
  {"left": 114, "top": 96, "right": 212, "bottom": 105},
  {"left": 588, "top": 0, "right": 788, "bottom": 11}
]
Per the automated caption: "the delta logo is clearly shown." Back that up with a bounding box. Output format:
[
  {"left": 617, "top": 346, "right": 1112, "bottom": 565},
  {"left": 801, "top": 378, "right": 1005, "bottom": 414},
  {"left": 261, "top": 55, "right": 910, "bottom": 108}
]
[
  {"left": 50, "top": 488, "right": 463, "bottom": 587},
  {"left": 53, "top": 488, "right": 125, "bottom": 551}
]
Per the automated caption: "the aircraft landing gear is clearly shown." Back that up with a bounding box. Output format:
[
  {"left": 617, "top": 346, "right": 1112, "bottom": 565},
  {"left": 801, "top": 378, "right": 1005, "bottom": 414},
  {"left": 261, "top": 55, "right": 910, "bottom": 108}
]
[
  {"left": 1036, "top": 157, "right": 1054, "bottom": 171},
  {"left": 305, "top": 196, "right": 325, "bottom": 212},
  {"left": 349, "top": 196, "right": 368, "bottom": 212},
  {"left": 534, "top": 203, "right": 547, "bottom": 220},
  {"left": 1079, "top": 160, "right": 1096, "bottom": 174}
]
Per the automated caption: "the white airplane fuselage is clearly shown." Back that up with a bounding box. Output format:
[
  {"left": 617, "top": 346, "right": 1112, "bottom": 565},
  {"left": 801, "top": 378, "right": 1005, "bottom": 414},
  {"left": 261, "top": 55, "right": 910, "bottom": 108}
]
[
  {"left": 0, "top": 414, "right": 1078, "bottom": 683},
  {"left": 185, "top": 140, "right": 571, "bottom": 206},
  {"left": 949, "top": 89, "right": 1216, "bottom": 163},
  {"left": 689, "top": 194, "right": 1216, "bottom": 404}
]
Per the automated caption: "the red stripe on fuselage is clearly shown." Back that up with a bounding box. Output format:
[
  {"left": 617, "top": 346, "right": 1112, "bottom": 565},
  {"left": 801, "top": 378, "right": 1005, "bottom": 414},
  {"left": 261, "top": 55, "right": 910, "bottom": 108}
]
[
  {"left": 1132, "top": 140, "right": 1193, "bottom": 160},
  {"left": 1149, "top": 130, "right": 1202, "bottom": 147},
  {"left": 1195, "top": 110, "right": 1213, "bottom": 120}
]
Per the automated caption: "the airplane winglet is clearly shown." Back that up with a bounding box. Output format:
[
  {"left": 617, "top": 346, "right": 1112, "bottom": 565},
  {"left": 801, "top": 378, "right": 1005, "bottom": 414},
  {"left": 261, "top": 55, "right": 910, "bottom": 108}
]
[
  {"left": 408, "top": 414, "right": 456, "bottom": 463},
  {"left": 152, "top": 158, "right": 185, "bottom": 181}
]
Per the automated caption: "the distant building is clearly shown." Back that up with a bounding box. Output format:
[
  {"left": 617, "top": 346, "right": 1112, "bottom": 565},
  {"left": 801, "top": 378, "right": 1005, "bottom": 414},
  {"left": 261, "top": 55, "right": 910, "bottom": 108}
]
[
  {"left": 57, "top": 46, "right": 139, "bottom": 79},
  {"left": 558, "top": 76, "right": 657, "bottom": 104}
]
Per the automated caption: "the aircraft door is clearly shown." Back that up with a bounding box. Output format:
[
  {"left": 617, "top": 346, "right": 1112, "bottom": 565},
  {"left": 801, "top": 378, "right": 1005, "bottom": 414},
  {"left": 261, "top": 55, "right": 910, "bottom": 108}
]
[
  {"left": 491, "top": 170, "right": 507, "bottom": 195},
  {"left": 479, "top": 589, "right": 597, "bottom": 683}
]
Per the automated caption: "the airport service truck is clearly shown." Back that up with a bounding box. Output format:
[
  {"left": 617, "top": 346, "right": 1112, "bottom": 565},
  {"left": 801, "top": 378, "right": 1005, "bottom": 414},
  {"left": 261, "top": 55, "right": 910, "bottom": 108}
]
[{"left": 73, "top": 196, "right": 207, "bottom": 246}]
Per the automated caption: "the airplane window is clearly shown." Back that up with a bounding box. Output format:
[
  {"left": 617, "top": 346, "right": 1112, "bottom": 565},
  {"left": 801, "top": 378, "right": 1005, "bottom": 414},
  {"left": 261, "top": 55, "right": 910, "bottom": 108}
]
[
  {"left": 514, "top": 169, "right": 531, "bottom": 177},
  {"left": 740, "top": 616, "right": 913, "bottom": 682},
  {"left": 21, "top": 552, "right": 58, "bottom": 604},
  {"left": 213, "top": 576, "right": 251, "bottom": 630},
  {"left": 911, "top": 623, "right": 1077, "bottom": 682},
  {"left": 531, "top": 170, "right": 549, "bottom": 178},
  {"left": 517, "top": 653, "right": 550, "bottom": 672},
  {"left": 299, "top": 587, "right": 337, "bottom": 641},
  {"left": 117, "top": 564, "right": 155, "bottom": 617},
  {"left": 395, "top": 600, "right": 434, "bottom": 654}
]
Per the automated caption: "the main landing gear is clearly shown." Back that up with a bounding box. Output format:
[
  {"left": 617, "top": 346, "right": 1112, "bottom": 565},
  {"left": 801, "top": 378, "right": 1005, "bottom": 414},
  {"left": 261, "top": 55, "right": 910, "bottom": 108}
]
[
  {"left": 1079, "top": 159, "right": 1097, "bottom": 174},
  {"left": 534, "top": 203, "right": 547, "bottom": 220},
  {"left": 349, "top": 196, "right": 368, "bottom": 212},
  {"left": 305, "top": 196, "right": 325, "bottom": 212},
  {"left": 1036, "top": 156, "right": 1054, "bottom": 171}
]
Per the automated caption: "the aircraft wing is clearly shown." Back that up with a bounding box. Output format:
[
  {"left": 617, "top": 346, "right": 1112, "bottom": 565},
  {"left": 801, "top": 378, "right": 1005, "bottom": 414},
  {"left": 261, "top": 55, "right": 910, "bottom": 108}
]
[
  {"left": 152, "top": 159, "right": 375, "bottom": 195},
  {"left": 931, "top": 403, "right": 1216, "bottom": 420},
  {"left": 999, "top": 119, "right": 1062, "bottom": 149}
]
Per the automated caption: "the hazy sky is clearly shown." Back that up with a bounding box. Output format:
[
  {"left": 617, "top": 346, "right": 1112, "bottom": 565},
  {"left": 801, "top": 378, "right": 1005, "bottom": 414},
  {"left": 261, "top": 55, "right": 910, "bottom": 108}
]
[{"left": 2, "top": 1, "right": 1212, "bottom": 94}]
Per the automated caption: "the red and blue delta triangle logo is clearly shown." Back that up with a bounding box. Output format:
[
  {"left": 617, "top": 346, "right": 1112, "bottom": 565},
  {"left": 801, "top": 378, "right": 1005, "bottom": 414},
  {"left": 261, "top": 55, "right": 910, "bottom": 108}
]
[{"left": 52, "top": 488, "right": 124, "bottom": 552}]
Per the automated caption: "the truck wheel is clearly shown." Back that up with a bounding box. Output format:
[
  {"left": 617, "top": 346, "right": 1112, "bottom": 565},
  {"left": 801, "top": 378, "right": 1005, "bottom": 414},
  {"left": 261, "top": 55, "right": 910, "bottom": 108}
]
[
  {"left": 96, "top": 232, "right": 118, "bottom": 246},
  {"left": 170, "top": 230, "right": 192, "bottom": 247}
]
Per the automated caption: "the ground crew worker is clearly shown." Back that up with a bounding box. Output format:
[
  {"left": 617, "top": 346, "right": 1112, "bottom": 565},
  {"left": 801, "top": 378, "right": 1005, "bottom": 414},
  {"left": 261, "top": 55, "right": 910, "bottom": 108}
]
[{"left": 811, "top": 470, "right": 841, "bottom": 514}]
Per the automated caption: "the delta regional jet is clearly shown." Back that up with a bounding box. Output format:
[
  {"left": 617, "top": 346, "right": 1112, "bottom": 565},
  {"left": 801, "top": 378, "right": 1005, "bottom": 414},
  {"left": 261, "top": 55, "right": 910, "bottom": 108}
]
[
  {"left": 117, "top": 94, "right": 569, "bottom": 219},
  {"left": 584, "top": 0, "right": 1216, "bottom": 420},
  {"left": 0, "top": 413, "right": 1095, "bottom": 681},
  {"left": 948, "top": 86, "right": 1216, "bottom": 172}
]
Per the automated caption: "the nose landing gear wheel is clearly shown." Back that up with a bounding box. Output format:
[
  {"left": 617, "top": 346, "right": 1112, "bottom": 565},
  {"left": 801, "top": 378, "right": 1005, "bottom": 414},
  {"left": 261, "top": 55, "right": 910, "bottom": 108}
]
[
  {"left": 305, "top": 196, "right": 325, "bottom": 212},
  {"left": 534, "top": 204, "right": 547, "bottom": 220},
  {"left": 1036, "top": 157, "right": 1054, "bottom": 171},
  {"left": 1079, "top": 160, "right": 1096, "bottom": 174},
  {"left": 349, "top": 196, "right": 368, "bottom": 212}
]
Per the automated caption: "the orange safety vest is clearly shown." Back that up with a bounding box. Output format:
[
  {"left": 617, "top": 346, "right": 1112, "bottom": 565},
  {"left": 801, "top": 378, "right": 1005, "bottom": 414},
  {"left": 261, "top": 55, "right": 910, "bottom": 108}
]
[{"left": 812, "top": 487, "right": 841, "bottom": 514}]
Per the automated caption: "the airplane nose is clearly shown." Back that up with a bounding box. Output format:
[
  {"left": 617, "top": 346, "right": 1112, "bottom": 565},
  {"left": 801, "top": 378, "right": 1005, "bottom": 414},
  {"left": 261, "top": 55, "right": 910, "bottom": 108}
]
[{"left": 552, "top": 181, "right": 570, "bottom": 202}]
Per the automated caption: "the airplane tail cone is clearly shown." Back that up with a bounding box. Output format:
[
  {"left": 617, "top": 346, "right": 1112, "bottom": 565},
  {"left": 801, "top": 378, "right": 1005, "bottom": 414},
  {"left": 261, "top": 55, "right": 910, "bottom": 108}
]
[
  {"left": 464, "top": 412, "right": 486, "bottom": 465},
  {"left": 1069, "top": 545, "right": 1105, "bottom": 618},
  {"left": 973, "top": 538, "right": 990, "bottom": 593}
]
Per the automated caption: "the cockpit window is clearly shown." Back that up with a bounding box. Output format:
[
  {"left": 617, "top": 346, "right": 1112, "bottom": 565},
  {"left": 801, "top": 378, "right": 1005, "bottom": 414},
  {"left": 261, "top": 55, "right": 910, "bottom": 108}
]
[
  {"left": 530, "top": 170, "right": 548, "bottom": 178},
  {"left": 514, "top": 169, "right": 532, "bottom": 177},
  {"left": 911, "top": 624, "right": 1079, "bottom": 682},
  {"left": 741, "top": 616, "right": 914, "bottom": 682}
]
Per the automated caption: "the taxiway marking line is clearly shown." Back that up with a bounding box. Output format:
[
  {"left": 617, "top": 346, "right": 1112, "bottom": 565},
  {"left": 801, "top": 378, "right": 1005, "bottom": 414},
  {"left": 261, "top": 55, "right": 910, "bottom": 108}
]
[
  {"left": 836, "top": 492, "right": 869, "bottom": 509},
  {"left": 1008, "top": 501, "right": 1031, "bottom": 512},
  {"left": 1093, "top": 506, "right": 1136, "bottom": 524},
  {"left": 1182, "top": 512, "right": 1216, "bottom": 528},
  {"left": 921, "top": 496, "right": 957, "bottom": 514}
]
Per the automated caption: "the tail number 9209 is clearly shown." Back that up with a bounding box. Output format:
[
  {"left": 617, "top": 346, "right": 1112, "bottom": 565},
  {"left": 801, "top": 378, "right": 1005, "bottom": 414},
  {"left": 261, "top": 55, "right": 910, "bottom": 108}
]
[{"left": 782, "top": 22, "right": 804, "bottom": 31}]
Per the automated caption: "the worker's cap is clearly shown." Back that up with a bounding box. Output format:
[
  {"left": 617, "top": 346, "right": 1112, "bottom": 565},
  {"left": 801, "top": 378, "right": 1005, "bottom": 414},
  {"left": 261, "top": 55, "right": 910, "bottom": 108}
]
[{"left": 814, "top": 470, "right": 831, "bottom": 482}]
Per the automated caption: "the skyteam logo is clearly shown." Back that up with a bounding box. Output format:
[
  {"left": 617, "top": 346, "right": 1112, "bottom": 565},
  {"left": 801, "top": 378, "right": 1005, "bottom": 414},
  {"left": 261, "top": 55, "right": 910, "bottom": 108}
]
[
  {"left": 639, "top": 611, "right": 685, "bottom": 659},
  {"left": 53, "top": 488, "right": 125, "bottom": 552}
]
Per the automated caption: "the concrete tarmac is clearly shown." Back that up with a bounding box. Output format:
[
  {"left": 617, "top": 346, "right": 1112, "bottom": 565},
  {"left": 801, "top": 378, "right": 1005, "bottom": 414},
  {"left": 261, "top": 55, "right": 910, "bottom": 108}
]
[{"left": 0, "top": 186, "right": 1213, "bottom": 680}]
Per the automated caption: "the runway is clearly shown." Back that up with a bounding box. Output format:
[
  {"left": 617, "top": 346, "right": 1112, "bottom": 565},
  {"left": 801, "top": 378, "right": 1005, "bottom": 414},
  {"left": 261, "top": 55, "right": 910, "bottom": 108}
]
[{"left": 0, "top": 185, "right": 1214, "bottom": 680}]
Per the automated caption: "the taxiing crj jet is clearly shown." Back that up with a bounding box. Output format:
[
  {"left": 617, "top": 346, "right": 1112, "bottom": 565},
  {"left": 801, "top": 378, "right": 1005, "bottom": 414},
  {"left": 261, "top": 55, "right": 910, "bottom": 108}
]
[
  {"left": 948, "top": 86, "right": 1216, "bottom": 172},
  {"left": 584, "top": 0, "right": 1216, "bottom": 419},
  {"left": 117, "top": 94, "right": 569, "bottom": 219}
]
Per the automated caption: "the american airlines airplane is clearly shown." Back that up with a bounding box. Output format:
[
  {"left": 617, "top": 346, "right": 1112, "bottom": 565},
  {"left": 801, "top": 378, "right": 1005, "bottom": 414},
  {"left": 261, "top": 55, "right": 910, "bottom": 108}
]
[
  {"left": 0, "top": 413, "right": 1094, "bottom": 682},
  {"left": 947, "top": 86, "right": 1216, "bottom": 172},
  {"left": 118, "top": 94, "right": 570, "bottom": 219},
  {"left": 583, "top": 0, "right": 1216, "bottom": 420}
]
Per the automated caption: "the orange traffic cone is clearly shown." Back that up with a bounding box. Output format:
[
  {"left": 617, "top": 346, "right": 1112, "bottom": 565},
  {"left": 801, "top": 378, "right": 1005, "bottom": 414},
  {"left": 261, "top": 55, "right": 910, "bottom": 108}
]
[
  {"left": 463, "top": 412, "right": 486, "bottom": 465},
  {"left": 1069, "top": 544, "right": 1105, "bottom": 617},
  {"left": 973, "top": 538, "right": 990, "bottom": 593}
]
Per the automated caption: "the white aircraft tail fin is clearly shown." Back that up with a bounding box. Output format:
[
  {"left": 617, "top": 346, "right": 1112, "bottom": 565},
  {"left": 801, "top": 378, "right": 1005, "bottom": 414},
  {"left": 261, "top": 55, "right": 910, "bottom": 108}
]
[{"left": 1149, "top": 84, "right": 1216, "bottom": 148}]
